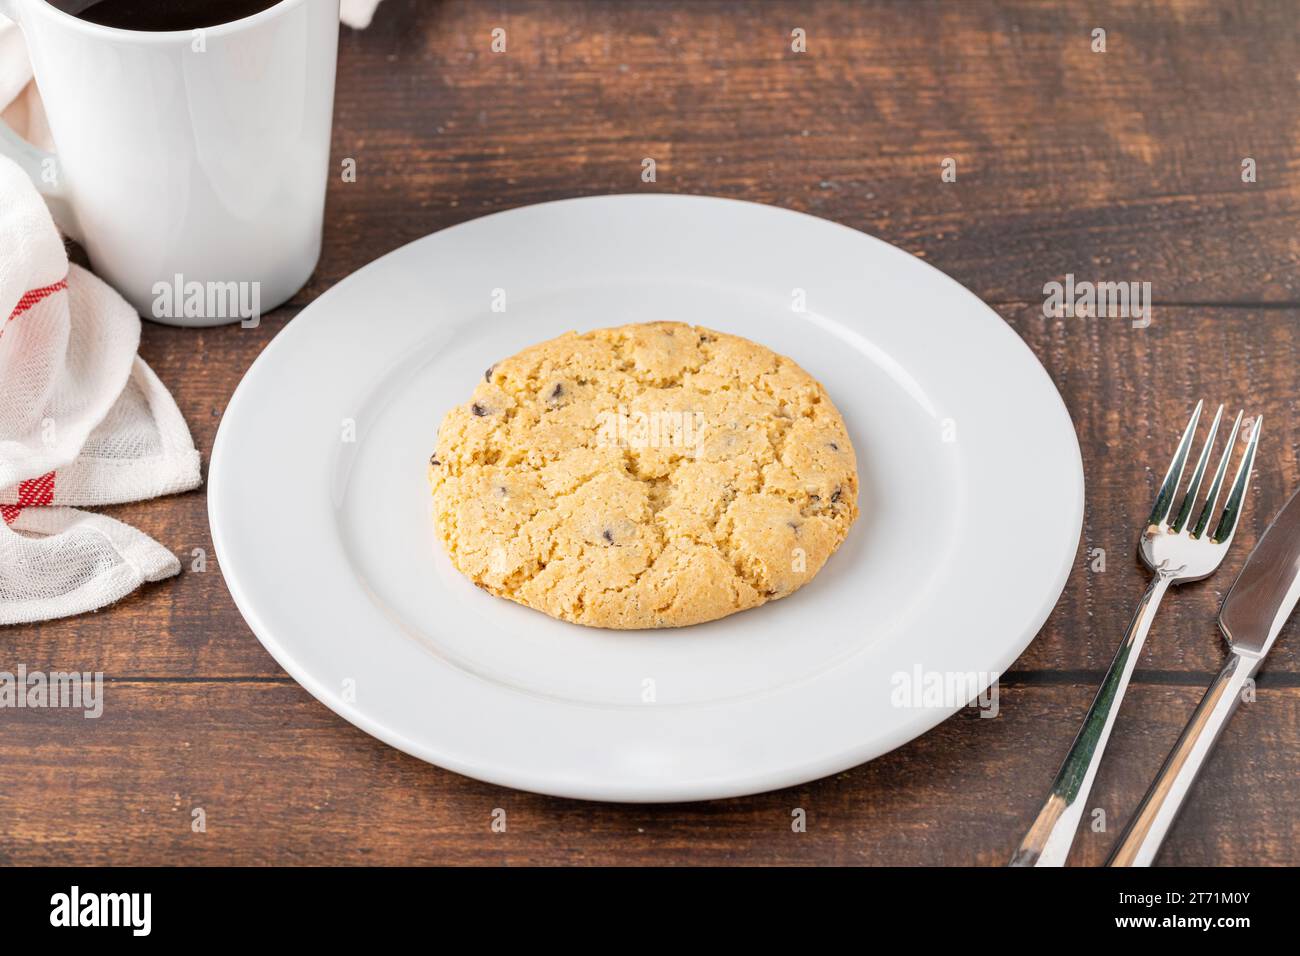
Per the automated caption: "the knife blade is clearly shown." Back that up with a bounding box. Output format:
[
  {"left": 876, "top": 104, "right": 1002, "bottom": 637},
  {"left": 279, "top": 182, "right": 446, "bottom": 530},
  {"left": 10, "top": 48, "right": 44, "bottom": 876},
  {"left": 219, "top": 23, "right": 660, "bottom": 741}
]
[{"left": 1219, "top": 484, "right": 1300, "bottom": 657}]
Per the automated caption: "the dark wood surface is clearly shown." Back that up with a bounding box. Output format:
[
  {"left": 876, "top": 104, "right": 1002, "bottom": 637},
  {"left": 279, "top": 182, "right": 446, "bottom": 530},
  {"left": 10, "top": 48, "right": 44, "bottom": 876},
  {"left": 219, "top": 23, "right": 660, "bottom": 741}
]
[{"left": 4, "top": 0, "right": 1298, "bottom": 866}]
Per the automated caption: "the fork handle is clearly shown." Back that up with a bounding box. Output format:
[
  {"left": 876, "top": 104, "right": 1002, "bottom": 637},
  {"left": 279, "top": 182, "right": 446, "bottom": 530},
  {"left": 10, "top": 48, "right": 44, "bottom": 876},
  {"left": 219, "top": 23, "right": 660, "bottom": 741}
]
[
  {"left": 1106, "top": 651, "right": 1257, "bottom": 866},
  {"left": 1009, "top": 571, "right": 1174, "bottom": 867}
]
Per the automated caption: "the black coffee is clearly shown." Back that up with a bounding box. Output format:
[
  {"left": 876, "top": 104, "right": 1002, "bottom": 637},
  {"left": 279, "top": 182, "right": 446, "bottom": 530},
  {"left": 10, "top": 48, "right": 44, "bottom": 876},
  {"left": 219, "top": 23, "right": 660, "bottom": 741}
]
[{"left": 54, "top": 0, "right": 283, "bottom": 31}]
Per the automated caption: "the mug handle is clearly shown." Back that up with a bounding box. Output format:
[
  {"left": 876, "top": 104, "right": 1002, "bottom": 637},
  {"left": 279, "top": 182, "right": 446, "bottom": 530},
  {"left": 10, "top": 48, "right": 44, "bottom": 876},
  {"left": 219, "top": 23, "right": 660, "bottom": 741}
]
[{"left": 0, "top": 0, "right": 83, "bottom": 242}]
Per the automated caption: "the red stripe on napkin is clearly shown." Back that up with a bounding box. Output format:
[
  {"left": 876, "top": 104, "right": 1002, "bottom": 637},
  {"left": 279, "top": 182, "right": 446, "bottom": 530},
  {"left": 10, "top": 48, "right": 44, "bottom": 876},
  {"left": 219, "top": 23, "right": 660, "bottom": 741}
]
[
  {"left": 5, "top": 278, "right": 69, "bottom": 324},
  {"left": 2, "top": 471, "right": 56, "bottom": 525},
  {"left": 2, "top": 278, "right": 68, "bottom": 519}
]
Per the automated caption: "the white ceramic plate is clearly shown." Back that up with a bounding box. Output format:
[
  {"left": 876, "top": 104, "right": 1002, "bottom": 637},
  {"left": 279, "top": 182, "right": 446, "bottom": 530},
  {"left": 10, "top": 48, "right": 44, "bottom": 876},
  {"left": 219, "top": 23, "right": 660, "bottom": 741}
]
[{"left": 209, "top": 195, "right": 1083, "bottom": 802}]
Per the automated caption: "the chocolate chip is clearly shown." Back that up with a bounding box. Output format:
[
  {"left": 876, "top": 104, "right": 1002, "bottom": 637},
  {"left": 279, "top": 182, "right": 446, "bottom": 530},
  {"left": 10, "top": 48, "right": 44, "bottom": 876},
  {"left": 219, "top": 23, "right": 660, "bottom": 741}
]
[
  {"left": 602, "top": 528, "right": 614, "bottom": 544},
  {"left": 548, "top": 383, "right": 565, "bottom": 403},
  {"left": 831, "top": 487, "right": 842, "bottom": 504},
  {"left": 484, "top": 365, "right": 495, "bottom": 383},
  {"left": 471, "top": 403, "right": 489, "bottom": 417},
  {"left": 497, "top": 485, "right": 509, "bottom": 497},
  {"left": 699, "top": 333, "right": 715, "bottom": 343},
  {"left": 429, "top": 455, "right": 441, "bottom": 466},
  {"left": 829, "top": 442, "right": 839, "bottom": 451}
]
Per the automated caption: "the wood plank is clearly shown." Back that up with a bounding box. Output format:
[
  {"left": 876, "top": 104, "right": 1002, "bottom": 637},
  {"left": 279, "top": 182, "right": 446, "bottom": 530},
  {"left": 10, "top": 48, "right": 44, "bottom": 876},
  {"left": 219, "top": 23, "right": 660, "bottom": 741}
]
[
  {"left": 1, "top": 680, "right": 1294, "bottom": 865},
  {"left": 304, "top": 0, "right": 1300, "bottom": 308}
]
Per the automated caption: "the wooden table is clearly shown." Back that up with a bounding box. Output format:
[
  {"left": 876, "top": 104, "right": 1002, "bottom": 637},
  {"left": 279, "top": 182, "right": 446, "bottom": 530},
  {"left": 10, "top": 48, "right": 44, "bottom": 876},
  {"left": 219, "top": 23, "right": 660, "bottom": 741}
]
[{"left": 4, "top": 0, "right": 1297, "bottom": 866}]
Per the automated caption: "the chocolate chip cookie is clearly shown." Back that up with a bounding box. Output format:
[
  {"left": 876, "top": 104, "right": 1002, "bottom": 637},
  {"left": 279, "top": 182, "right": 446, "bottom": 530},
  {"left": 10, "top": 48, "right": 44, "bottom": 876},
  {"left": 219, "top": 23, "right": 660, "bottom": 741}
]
[{"left": 427, "top": 321, "right": 858, "bottom": 628}]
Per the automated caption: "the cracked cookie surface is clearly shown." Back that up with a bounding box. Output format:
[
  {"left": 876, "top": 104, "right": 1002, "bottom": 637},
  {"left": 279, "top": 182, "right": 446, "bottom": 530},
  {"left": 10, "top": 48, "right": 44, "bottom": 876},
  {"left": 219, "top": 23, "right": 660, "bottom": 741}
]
[{"left": 427, "top": 321, "right": 859, "bottom": 629}]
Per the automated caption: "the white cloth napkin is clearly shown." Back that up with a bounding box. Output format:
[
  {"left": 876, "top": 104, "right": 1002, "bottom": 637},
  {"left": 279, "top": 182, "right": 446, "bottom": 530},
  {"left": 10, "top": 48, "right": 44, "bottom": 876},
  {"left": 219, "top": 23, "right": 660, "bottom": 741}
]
[{"left": 0, "top": 155, "right": 202, "bottom": 625}]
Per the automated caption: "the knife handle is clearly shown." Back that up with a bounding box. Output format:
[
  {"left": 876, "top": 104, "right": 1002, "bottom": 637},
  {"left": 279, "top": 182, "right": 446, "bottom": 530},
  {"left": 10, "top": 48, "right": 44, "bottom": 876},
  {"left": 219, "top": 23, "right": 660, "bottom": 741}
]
[{"left": 1107, "top": 652, "right": 1258, "bottom": 866}]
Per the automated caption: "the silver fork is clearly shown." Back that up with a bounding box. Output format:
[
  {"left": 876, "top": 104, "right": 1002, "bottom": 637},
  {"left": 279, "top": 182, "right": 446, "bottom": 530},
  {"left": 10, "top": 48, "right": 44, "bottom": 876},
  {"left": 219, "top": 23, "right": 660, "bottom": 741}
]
[{"left": 1009, "top": 401, "right": 1261, "bottom": 867}]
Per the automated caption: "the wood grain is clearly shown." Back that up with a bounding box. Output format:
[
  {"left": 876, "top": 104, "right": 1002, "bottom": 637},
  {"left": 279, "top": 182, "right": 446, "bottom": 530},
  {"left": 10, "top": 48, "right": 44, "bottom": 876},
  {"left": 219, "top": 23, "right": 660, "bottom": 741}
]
[
  {"left": 311, "top": 0, "right": 1300, "bottom": 308},
  {"left": 3, "top": 0, "right": 1298, "bottom": 865},
  {"left": 0, "top": 680, "right": 1295, "bottom": 866}
]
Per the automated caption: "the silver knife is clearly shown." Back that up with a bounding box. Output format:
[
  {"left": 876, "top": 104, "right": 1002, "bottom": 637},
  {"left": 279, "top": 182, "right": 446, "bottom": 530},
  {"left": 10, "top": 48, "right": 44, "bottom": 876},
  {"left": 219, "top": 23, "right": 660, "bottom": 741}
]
[{"left": 1108, "top": 485, "right": 1300, "bottom": 866}]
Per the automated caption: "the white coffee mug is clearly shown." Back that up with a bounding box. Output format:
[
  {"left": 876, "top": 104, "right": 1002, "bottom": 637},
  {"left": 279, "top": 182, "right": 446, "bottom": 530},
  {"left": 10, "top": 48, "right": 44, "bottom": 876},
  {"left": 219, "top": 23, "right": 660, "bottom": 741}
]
[{"left": 0, "top": 0, "right": 340, "bottom": 326}]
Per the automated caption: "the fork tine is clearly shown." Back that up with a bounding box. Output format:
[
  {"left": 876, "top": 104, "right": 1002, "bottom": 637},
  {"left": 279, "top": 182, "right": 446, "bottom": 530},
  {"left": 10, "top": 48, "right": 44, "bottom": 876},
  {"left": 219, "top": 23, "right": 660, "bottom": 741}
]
[
  {"left": 1147, "top": 400, "right": 1203, "bottom": 529},
  {"left": 1191, "top": 410, "right": 1242, "bottom": 538},
  {"left": 1170, "top": 404, "right": 1223, "bottom": 532},
  {"left": 1211, "top": 415, "right": 1262, "bottom": 543}
]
